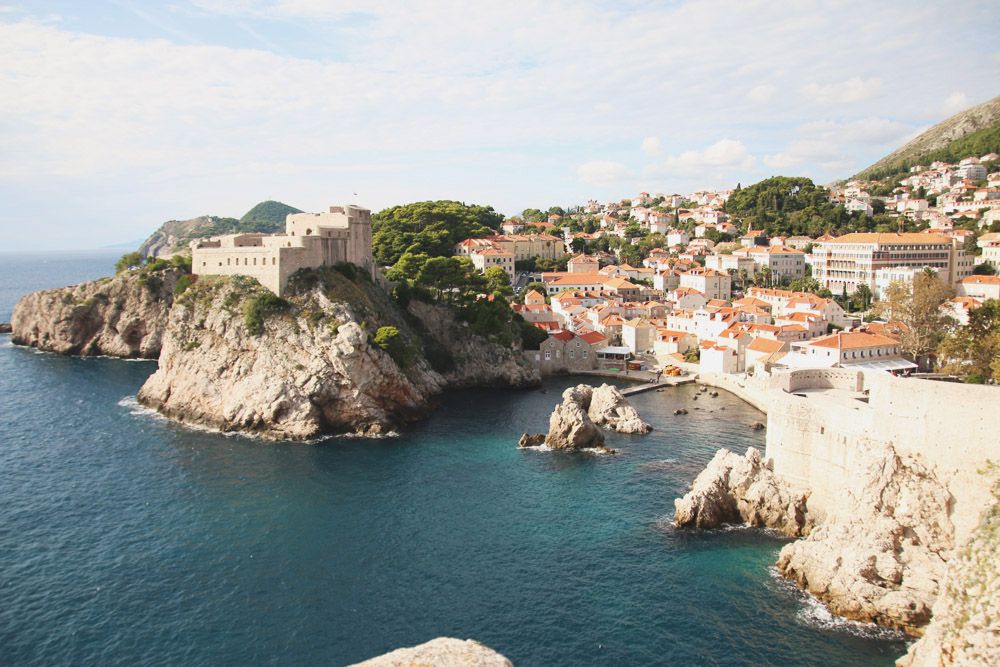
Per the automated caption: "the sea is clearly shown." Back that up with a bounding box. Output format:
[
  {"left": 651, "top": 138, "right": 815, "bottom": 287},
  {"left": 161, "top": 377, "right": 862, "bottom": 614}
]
[{"left": 0, "top": 251, "right": 910, "bottom": 666}]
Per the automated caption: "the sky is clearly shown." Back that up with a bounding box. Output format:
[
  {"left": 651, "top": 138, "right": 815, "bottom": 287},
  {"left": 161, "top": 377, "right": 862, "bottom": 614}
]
[{"left": 0, "top": 1, "right": 998, "bottom": 250}]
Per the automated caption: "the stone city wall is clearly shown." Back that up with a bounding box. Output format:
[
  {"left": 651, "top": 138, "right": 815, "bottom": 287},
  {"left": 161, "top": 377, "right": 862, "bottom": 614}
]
[{"left": 764, "top": 369, "right": 1000, "bottom": 542}]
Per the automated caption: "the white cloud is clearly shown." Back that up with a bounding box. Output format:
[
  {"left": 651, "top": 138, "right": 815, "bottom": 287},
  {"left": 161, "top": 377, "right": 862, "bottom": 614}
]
[
  {"left": 577, "top": 160, "right": 634, "bottom": 188},
  {"left": 665, "top": 139, "right": 755, "bottom": 170},
  {"left": 942, "top": 92, "right": 971, "bottom": 116},
  {"left": 801, "top": 76, "right": 883, "bottom": 106},
  {"left": 747, "top": 84, "right": 776, "bottom": 104},
  {"left": 640, "top": 137, "right": 662, "bottom": 157}
]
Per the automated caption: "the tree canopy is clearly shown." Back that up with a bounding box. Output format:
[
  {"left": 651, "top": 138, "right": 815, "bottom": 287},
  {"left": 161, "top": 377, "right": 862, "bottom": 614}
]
[
  {"left": 372, "top": 200, "right": 504, "bottom": 267},
  {"left": 723, "top": 176, "right": 863, "bottom": 238}
]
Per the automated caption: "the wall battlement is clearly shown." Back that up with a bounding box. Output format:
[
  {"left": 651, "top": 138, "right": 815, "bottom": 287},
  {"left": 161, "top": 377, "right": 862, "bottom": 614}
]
[{"left": 191, "top": 205, "right": 373, "bottom": 295}]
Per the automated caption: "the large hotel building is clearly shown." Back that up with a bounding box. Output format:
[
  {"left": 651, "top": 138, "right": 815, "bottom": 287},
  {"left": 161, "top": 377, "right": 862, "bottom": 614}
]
[{"left": 811, "top": 233, "right": 973, "bottom": 295}]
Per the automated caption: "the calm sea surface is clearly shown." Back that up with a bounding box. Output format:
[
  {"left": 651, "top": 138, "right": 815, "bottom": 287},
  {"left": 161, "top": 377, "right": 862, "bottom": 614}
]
[{"left": 0, "top": 252, "right": 909, "bottom": 665}]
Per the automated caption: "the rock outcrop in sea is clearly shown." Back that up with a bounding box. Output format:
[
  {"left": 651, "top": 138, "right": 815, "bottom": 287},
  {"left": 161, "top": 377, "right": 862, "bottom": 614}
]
[
  {"left": 519, "top": 383, "right": 650, "bottom": 450},
  {"left": 675, "top": 444, "right": 959, "bottom": 637},
  {"left": 673, "top": 447, "right": 809, "bottom": 536},
  {"left": 588, "top": 383, "right": 653, "bottom": 434},
  {"left": 11, "top": 268, "right": 182, "bottom": 358},
  {"left": 136, "top": 267, "right": 538, "bottom": 439},
  {"left": 348, "top": 637, "right": 513, "bottom": 667}
]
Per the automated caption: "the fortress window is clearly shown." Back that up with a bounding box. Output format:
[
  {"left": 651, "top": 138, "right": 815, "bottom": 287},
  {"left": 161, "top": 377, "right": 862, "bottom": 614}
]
[
  {"left": 272, "top": 258, "right": 276, "bottom": 265},
  {"left": 254, "top": 258, "right": 257, "bottom": 265},
  {"left": 227, "top": 258, "right": 231, "bottom": 266},
  {"left": 306, "top": 228, "right": 312, "bottom": 235}
]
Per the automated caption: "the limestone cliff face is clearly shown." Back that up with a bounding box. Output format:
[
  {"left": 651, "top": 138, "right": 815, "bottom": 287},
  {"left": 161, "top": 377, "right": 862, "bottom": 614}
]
[
  {"left": 11, "top": 269, "right": 181, "bottom": 358},
  {"left": 898, "top": 488, "right": 1000, "bottom": 666},
  {"left": 137, "top": 271, "right": 538, "bottom": 439},
  {"left": 776, "top": 444, "right": 954, "bottom": 636}
]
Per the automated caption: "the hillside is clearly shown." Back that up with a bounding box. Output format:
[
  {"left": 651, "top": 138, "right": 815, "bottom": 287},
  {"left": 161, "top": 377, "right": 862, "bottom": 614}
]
[
  {"left": 855, "top": 94, "right": 1000, "bottom": 180},
  {"left": 137, "top": 200, "right": 301, "bottom": 257}
]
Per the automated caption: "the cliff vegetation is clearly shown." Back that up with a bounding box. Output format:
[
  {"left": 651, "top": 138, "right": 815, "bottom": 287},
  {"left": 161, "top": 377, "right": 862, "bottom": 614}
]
[{"left": 371, "top": 200, "right": 503, "bottom": 267}]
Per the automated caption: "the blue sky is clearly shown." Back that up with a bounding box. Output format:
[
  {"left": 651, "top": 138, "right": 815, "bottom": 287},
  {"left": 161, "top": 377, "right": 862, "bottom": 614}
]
[{"left": 1, "top": 0, "right": 998, "bottom": 250}]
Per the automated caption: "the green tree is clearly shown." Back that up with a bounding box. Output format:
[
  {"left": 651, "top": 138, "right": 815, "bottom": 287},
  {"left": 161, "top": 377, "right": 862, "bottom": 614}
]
[
  {"left": 873, "top": 269, "right": 954, "bottom": 361},
  {"left": 373, "top": 326, "right": 414, "bottom": 367},
  {"left": 484, "top": 266, "right": 513, "bottom": 297},
  {"left": 939, "top": 299, "right": 1000, "bottom": 382},
  {"left": 372, "top": 200, "right": 503, "bottom": 267},
  {"left": 973, "top": 263, "right": 996, "bottom": 276},
  {"left": 115, "top": 251, "right": 143, "bottom": 274}
]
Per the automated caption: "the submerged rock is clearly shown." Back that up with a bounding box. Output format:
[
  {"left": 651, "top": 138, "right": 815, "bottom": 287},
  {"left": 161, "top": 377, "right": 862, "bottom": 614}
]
[
  {"left": 0, "top": 322, "right": 11, "bottom": 334},
  {"left": 517, "top": 433, "right": 545, "bottom": 448},
  {"left": 348, "top": 637, "right": 513, "bottom": 667},
  {"left": 673, "top": 447, "right": 809, "bottom": 536}
]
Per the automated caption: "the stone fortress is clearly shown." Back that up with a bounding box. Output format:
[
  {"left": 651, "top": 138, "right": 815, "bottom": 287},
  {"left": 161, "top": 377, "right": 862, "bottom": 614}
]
[{"left": 191, "top": 205, "right": 374, "bottom": 295}]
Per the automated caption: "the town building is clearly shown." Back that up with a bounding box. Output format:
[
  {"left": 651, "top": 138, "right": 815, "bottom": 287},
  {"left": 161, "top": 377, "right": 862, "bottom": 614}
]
[{"left": 811, "top": 233, "right": 971, "bottom": 295}]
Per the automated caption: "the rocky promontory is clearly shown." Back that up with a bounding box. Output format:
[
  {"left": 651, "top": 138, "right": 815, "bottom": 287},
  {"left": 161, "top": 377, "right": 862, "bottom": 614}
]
[
  {"left": 348, "top": 637, "right": 513, "bottom": 667},
  {"left": 519, "top": 383, "right": 650, "bottom": 450},
  {"left": 136, "top": 267, "right": 538, "bottom": 439},
  {"left": 11, "top": 267, "right": 182, "bottom": 358},
  {"left": 673, "top": 447, "right": 809, "bottom": 536}
]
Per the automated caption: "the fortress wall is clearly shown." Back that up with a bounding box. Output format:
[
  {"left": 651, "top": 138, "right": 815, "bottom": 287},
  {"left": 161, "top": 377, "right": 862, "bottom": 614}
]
[
  {"left": 193, "top": 246, "right": 283, "bottom": 295},
  {"left": 765, "top": 370, "right": 1000, "bottom": 543}
]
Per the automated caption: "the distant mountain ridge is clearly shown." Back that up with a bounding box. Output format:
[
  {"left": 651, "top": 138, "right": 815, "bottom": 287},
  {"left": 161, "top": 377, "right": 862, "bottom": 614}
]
[
  {"left": 137, "top": 200, "right": 302, "bottom": 257},
  {"left": 855, "top": 94, "right": 1000, "bottom": 180}
]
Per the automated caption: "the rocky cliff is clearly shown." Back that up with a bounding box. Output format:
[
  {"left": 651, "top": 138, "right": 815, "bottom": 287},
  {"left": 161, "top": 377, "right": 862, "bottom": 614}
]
[
  {"left": 11, "top": 268, "right": 182, "bottom": 358},
  {"left": 675, "top": 442, "right": 958, "bottom": 637},
  {"left": 776, "top": 444, "right": 954, "bottom": 636},
  {"left": 137, "top": 267, "right": 538, "bottom": 439},
  {"left": 898, "top": 479, "right": 1000, "bottom": 666},
  {"left": 348, "top": 637, "right": 513, "bottom": 667}
]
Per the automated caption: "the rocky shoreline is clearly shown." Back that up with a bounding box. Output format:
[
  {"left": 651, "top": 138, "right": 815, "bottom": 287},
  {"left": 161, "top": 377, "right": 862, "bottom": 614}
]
[{"left": 673, "top": 440, "right": 998, "bottom": 659}]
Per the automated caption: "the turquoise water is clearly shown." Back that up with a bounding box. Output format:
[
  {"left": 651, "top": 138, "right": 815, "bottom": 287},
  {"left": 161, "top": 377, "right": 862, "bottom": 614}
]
[{"left": 0, "top": 254, "right": 910, "bottom": 665}]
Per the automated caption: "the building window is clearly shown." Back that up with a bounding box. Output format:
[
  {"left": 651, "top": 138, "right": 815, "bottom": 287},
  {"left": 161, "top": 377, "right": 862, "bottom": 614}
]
[
  {"left": 569, "top": 350, "right": 575, "bottom": 359},
  {"left": 545, "top": 351, "right": 550, "bottom": 360}
]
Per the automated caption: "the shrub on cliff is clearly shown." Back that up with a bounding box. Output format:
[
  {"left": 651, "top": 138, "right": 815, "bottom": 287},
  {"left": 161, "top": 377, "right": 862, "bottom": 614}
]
[
  {"left": 374, "top": 326, "right": 416, "bottom": 367},
  {"left": 115, "top": 252, "right": 143, "bottom": 274},
  {"left": 242, "top": 292, "right": 290, "bottom": 336}
]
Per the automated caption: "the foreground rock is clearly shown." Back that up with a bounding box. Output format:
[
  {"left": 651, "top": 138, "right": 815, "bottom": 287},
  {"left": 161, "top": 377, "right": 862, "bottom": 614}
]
[
  {"left": 138, "top": 269, "right": 538, "bottom": 439},
  {"left": 776, "top": 445, "right": 954, "bottom": 635},
  {"left": 673, "top": 447, "right": 809, "bottom": 536},
  {"left": 588, "top": 384, "right": 652, "bottom": 433},
  {"left": 0, "top": 323, "right": 11, "bottom": 333},
  {"left": 899, "top": 489, "right": 1000, "bottom": 666},
  {"left": 11, "top": 268, "right": 182, "bottom": 358},
  {"left": 348, "top": 637, "right": 513, "bottom": 667}
]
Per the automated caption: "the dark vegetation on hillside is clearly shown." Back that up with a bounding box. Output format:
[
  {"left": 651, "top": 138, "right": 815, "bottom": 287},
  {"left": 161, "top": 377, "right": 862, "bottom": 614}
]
[
  {"left": 724, "top": 176, "right": 883, "bottom": 237},
  {"left": 372, "top": 200, "right": 504, "bottom": 267},
  {"left": 239, "top": 200, "right": 304, "bottom": 231}
]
